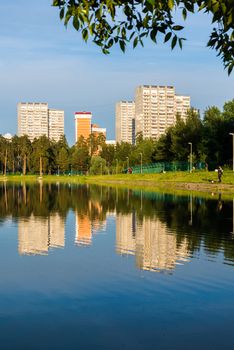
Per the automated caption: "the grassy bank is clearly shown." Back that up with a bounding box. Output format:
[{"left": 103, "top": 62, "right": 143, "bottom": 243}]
[{"left": 1, "top": 171, "right": 234, "bottom": 197}]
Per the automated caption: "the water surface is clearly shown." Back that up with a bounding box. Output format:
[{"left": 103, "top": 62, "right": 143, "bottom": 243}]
[{"left": 0, "top": 183, "right": 233, "bottom": 349}]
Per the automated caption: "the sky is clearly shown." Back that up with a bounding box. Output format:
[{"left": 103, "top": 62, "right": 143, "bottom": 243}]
[{"left": 0, "top": 0, "right": 234, "bottom": 145}]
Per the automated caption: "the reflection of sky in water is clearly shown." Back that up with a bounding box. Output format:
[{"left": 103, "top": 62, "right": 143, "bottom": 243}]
[{"left": 0, "top": 184, "right": 233, "bottom": 350}]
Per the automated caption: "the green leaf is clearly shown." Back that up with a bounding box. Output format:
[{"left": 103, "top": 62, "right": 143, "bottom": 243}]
[
  {"left": 150, "top": 29, "right": 157, "bottom": 43},
  {"left": 172, "top": 25, "right": 184, "bottom": 31},
  {"left": 60, "top": 8, "right": 64, "bottom": 20},
  {"left": 227, "top": 13, "right": 233, "bottom": 26},
  {"left": 119, "top": 40, "right": 126, "bottom": 52},
  {"left": 64, "top": 10, "right": 72, "bottom": 26},
  {"left": 228, "top": 62, "right": 234, "bottom": 75},
  {"left": 133, "top": 37, "right": 138, "bottom": 48},
  {"left": 73, "top": 16, "right": 80, "bottom": 31},
  {"left": 198, "top": 3, "right": 206, "bottom": 11},
  {"left": 178, "top": 38, "right": 183, "bottom": 49},
  {"left": 139, "top": 38, "right": 144, "bottom": 47},
  {"left": 102, "top": 48, "right": 110, "bottom": 55},
  {"left": 212, "top": 2, "right": 219, "bottom": 14},
  {"left": 171, "top": 35, "right": 177, "bottom": 49},
  {"left": 185, "top": 2, "right": 194, "bottom": 12},
  {"left": 164, "top": 32, "right": 172, "bottom": 43},
  {"left": 168, "top": 0, "right": 174, "bottom": 10},
  {"left": 82, "top": 28, "right": 89, "bottom": 42},
  {"left": 129, "top": 32, "right": 135, "bottom": 41},
  {"left": 182, "top": 8, "right": 187, "bottom": 20},
  {"left": 146, "top": 0, "right": 156, "bottom": 6},
  {"left": 107, "top": 38, "right": 114, "bottom": 48}
]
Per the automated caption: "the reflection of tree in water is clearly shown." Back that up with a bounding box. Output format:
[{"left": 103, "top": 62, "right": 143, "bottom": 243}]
[{"left": 0, "top": 183, "right": 233, "bottom": 262}]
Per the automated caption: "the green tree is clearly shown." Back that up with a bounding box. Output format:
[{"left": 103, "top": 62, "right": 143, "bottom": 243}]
[
  {"left": 89, "top": 156, "right": 108, "bottom": 175},
  {"left": 53, "top": 0, "right": 234, "bottom": 73},
  {"left": 31, "top": 136, "right": 54, "bottom": 175},
  {"left": 71, "top": 136, "right": 90, "bottom": 173},
  {"left": 100, "top": 144, "right": 116, "bottom": 166},
  {"left": 18, "top": 136, "right": 32, "bottom": 175},
  {"left": 154, "top": 130, "right": 174, "bottom": 162},
  {"left": 133, "top": 138, "right": 156, "bottom": 165},
  {"left": 157, "top": 109, "right": 203, "bottom": 163},
  {"left": 57, "top": 147, "right": 69, "bottom": 173},
  {"left": 115, "top": 142, "right": 134, "bottom": 162},
  {"left": 223, "top": 99, "right": 234, "bottom": 121},
  {"left": 0, "top": 136, "right": 8, "bottom": 175},
  {"left": 202, "top": 100, "right": 234, "bottom": 166},
  {"left": 220, "top": 99, "right": 234, "bottom": 165},
  {"left": 202, "top": 106, "right": 224, "bottom": 164}
]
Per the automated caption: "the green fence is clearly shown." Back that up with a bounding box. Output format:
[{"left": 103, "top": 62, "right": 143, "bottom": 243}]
[{"left": 125, "top": 161, "right": 206, "bottom": 174}]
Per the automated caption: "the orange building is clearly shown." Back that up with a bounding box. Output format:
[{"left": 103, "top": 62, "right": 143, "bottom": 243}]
[{"left": 75, "top": 112, "right": 92, "bottom": 142}]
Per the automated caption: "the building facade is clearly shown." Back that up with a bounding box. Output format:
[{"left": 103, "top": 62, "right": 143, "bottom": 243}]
[
  {"left": 116, "top": 101, "right": 135, "bottom": 144},
  {"left": 74, "top": 112, "right": 92, "bottom": 143},
  {"left": 48, "top": 109, "right": 65, "bottom": 142},
  {"left": 18, "top": 102, "right": 64, "bottom": 142},
  {"left": 18, "top": 102, "right": 49, "bottom": 141},
  {"left": 106, "top": 140, "right": 116, "bottom": 146},
  {"left": 91, "top": 124, "right": 106, "bottom": 139},
  {"left": 135, "top": 85, "right": 190, "bottom": 140},
  {"left": 175, "top": 95, "right": 191, "bottom": 120}
]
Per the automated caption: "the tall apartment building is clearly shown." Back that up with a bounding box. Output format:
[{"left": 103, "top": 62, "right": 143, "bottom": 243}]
[
  {"left": 116, "top": 101, "right": 135, "bottom": 144},
  {"left": 18, "top": 103, "right": 49, "bottom": 140},
  {"left": 18, "top": 102, "right": 64, "bottom": 142},
  {"left": 175, "top": 95, "right": 191, "bottom": 119},
  {"left": 135, "top": 85, "right": 190, "bottom": 140},
  {"left": 48, "top": 109, "right": 65, "bottom": 142},
  {"left": 75, "top": 112, "right": 92, "bottom": 143}
]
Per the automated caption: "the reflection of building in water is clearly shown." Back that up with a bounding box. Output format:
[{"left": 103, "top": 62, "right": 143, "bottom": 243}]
[
  {"left": 49, "top": 213, "right": 65, "bottom": 248},
  {"left": 90, "top": 200, "right": 107, "bottom": 234},
  {"left": 75, "top": 200, "right": 107, "bottom": 247},
  {"left": 116, "top": 213, "right": 189, "bottom": 272},
  {"left": 116, "top": 213, "right": 136, "bottom": 255},
  {"left": 75, "top": 214, "right": 92, "bottom": 246},
  {"left": 18, "top": 213, "right": 65, "bottom": 255}
]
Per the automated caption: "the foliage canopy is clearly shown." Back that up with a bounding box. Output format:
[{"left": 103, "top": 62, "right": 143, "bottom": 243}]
[{"left": 53, "top": 0, "right": 234, "bottom": 73}]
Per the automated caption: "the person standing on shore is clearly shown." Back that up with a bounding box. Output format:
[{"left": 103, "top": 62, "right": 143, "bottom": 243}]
[{"left": 218, "top": 166, "right": 223, "bottom": 183}]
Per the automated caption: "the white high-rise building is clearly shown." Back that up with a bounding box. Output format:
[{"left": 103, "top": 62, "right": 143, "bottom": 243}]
[
  {"left": 135, "top": 85, "right": 190, "bottom": 140},
  {"left": 48, "top": 109, "right": 65, "bottom": 142},
  {"left": 18, "top": 102, "right": 64, "bottom": 142},
  {"left": 18, "top": 103, "right": 49, "bottom": 141},
  {"left": 116, "top": 101, "right": 135, "bottom": 144},
  {"left": 175, "top": 95, "right": 191, "bottom": 120}
]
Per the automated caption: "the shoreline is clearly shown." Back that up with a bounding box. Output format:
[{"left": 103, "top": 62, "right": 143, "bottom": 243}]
[{"left": 1, "top": 172, "right": 234, "bottom": 199}]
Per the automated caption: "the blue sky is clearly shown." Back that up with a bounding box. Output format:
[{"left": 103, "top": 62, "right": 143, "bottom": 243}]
[{"left": 0, "top": 0, "right": 233, "bottom": 144}]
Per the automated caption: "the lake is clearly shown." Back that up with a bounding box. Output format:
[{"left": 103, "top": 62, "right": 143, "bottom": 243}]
[{"left": 0, "top": 182, "right": 233, "bottom": 350}]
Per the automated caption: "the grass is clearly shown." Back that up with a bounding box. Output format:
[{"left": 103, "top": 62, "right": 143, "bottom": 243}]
[{"left": 1, "top": 171, "right": 234, "bottom": 199}]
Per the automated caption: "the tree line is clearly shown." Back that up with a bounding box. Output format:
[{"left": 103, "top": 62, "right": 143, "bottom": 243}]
[{"left": 0, "top": 99, "right": 233, "bottom": 175}]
